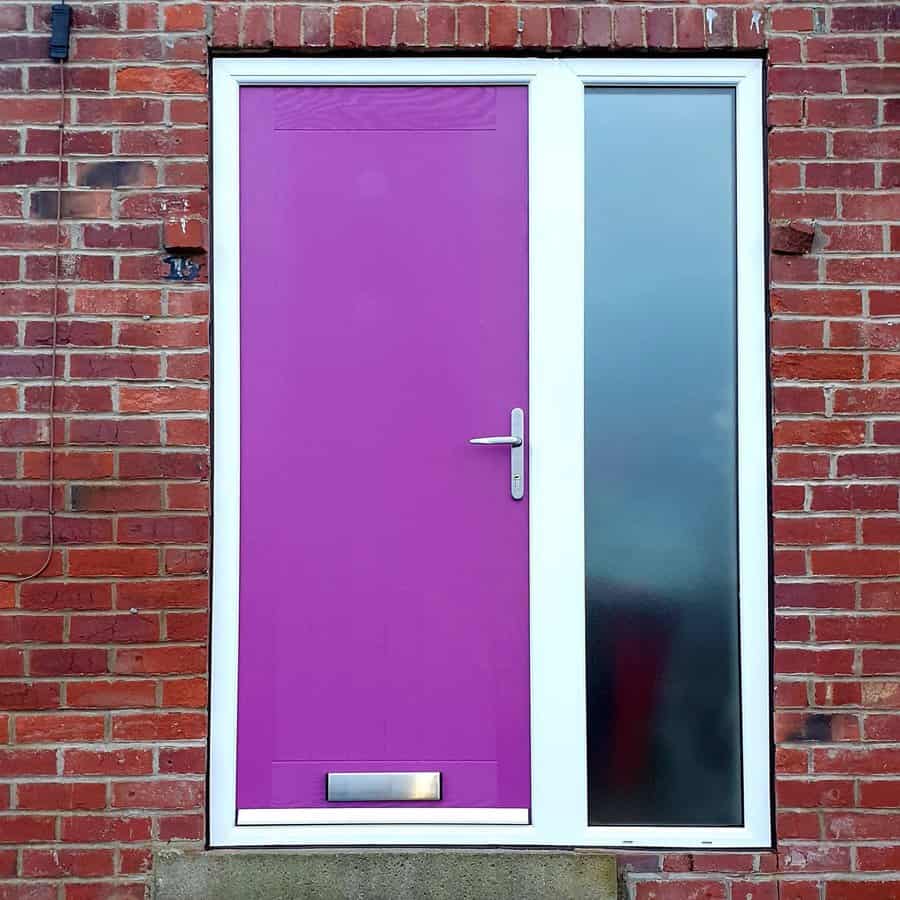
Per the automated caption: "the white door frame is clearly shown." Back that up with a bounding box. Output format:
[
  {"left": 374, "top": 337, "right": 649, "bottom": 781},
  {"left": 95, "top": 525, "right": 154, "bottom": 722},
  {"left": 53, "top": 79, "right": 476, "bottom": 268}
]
[{"left": 209, "top": 56, "right": 769, "bottom": 850}]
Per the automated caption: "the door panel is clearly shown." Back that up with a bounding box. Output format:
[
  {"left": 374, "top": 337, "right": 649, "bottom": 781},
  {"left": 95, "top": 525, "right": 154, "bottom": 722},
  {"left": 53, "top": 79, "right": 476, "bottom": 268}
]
[{"left": 235, "top": 86, "right": 530, "bottom": 819}]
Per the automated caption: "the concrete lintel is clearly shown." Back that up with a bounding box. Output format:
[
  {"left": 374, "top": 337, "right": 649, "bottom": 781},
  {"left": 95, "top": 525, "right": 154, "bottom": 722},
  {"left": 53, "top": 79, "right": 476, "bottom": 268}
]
[{"left": 153, "top": 848, "right": 618, "bottom": 900}]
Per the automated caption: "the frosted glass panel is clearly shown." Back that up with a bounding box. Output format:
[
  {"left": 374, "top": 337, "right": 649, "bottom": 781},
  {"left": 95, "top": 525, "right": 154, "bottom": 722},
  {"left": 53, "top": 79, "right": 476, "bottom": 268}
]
[{"left": 584, "top": 88, "right": 742, "bottom": 827}]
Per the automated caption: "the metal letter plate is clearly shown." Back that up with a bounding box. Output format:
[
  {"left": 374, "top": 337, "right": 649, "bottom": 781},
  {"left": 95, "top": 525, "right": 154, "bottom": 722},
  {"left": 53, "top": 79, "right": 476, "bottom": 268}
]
[{"left": 326, "top": 772, "right": 441, "bottom": 803}]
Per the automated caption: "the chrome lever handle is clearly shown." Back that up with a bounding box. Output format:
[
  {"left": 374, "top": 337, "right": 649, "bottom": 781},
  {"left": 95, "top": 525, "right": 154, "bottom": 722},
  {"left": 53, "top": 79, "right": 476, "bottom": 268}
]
[
  {"left": 468, "top": 408, "right": 524, "bottom": 500},
  {"left": 469, "top": 435, "right": 522, "bottom": 447}
]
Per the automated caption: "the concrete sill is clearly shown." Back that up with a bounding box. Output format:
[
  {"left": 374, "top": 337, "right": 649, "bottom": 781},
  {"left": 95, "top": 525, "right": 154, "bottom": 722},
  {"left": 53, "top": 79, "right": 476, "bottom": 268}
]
[{"left": 153, "top": 848, "right": 618, "bottom": 900}]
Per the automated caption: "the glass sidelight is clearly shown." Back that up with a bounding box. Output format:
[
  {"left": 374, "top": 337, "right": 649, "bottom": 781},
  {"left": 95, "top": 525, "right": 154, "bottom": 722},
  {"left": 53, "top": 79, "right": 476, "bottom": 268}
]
[{"left": 584, "top": 88, "right": 742, "bottom": 827}]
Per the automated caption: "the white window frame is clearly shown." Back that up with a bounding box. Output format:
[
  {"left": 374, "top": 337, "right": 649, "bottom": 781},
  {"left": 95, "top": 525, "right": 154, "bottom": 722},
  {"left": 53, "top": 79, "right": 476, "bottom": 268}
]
[{"left": 210, "top": 56, "right": 769, "bottom": 850}]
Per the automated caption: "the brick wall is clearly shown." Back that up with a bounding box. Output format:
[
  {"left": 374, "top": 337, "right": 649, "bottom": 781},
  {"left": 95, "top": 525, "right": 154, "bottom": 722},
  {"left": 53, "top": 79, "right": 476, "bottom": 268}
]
[{"left": 0, "top": 0, "right": 898, "bottom": 896}]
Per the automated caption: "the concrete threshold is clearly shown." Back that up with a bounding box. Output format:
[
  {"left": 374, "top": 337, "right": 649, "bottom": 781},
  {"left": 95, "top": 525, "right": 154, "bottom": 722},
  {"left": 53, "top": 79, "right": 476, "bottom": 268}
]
[{"left": 153, "top": 849, "right": 618, "bottom": 900}]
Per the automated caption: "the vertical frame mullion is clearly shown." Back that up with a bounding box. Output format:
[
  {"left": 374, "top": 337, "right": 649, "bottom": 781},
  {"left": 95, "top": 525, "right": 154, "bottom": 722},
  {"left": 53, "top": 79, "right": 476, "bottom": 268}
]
[{"left": 527, "top": 60, "right": 587, "bottom": 842}]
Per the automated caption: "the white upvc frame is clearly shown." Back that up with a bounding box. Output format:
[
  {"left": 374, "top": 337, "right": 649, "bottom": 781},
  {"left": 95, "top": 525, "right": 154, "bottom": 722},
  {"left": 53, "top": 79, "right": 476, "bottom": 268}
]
[{"left": 210, "top": 56, "right": 769, "bottom": 850}]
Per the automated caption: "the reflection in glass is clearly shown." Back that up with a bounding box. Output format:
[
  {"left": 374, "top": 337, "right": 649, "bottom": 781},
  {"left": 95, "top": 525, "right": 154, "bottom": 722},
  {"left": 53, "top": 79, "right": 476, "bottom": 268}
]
[{"left": 585, "top": 88, "right": 742, "bottom": 826}]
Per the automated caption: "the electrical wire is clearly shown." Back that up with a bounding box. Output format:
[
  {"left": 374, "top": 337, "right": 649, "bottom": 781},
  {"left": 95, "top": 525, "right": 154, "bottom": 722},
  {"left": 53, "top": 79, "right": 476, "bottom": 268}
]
[{"left": 1, "top": 61, "right": 64, "bottom": 583}]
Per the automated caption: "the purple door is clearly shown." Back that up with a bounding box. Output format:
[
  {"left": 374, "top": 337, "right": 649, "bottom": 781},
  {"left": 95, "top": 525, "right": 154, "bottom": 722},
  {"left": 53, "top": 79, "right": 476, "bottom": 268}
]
[{"left": 236, "top": 86, "right": 530, "bottom": 822}]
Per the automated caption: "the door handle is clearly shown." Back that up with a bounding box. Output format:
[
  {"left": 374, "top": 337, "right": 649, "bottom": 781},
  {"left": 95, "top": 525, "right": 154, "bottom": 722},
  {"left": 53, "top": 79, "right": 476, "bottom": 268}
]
[
  {"left": 469, "top": 408, "right": 524, "bottom": 500},
  {"left": 469, "top": 435, "right": 522, "bottom": 447}
]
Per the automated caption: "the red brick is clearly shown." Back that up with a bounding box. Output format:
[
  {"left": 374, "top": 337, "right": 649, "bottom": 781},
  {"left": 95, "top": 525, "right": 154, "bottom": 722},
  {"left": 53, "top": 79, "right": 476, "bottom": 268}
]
[
  {"left": 124, "top": 4, "right": 158, "bottom": 30},
  {"left": 333, "top": 6, "right": 362, "bottom": 47},
  {"left": 17, "top": 782, "right": 106, "bottom": 810},
  {"left": 811, "top": 484, "right": 898, "bottom": 512},
  {"left": 61, "top": 815, "right": 151, "bottom": 843},
  {"left": 857, "top": 847, "right": 900, "bottom": 871},
  {"left": 273, "top": 6, "right": 301, "bottom": 47},
  {"left": 775, "top": 582, "right": 856, "bottom": 610},
  {"left": 165, "top": 4, "right": 204, "bottom": 31},
  {"left": 612, "top": 7, "right": 641, "bottom": 48},
  {"left": 21, "top": 848, "right": 114, "bottom": 878},
  {"left": 774, "top": 517, "right": 856, "bottom": 546},
  {"left": 119, "top": 386, "right": 207, "bottom": 414},
  {"left": 706, "top": 8, "right": 733, "bottom": 48},
  {"left": 395, "top": 5, "right": 424, "bottom": 47},
  {"left": 776, "top": 452, "right": 830, "bottom": 480},
  {"left": 777, "top": 846, "right": 851, "bottom": 873},
  {"left": 119, "top": 847, "right": 153, "bottom": 875},
  {"left": 69, "top": 613, "right": 160, "bottom": 644},
  {"left": 114, "top": 645, "right": 206, "bottom": 675},
  {"left": 675, "top": 7, "right": 704, "bottom": 49},
  {"left": 861, "top": 582, "right": 900, "bottom": 610},
  {"left": 771, "top": 484, "right": 807, "bottom": 511},
  {"left": 635, "top": 883, "right": 726, "bottom": 900},
  {"left": 166, "top": 419, "right": 209, "bottom": 446},
  {"left": 162, "top": 677, "right": 207, "bottom": 709},
  {"left": 164, "top": 548, "right": 208, "bottom": 575},
  {"left": 66, "top": 680, "right": 156, "bottom": 709},
  {"left": 74, "top": 288, "right": 161, "bottom": 316},
  {"left": 772, "top": 352, "right": 863, "bottom": 381},
  {"left": 770, "top": 320, "right": 825, "bottom": 349},
  {"left": 119, "top": 452, "right": 208, "bottom": 480},
  {"left": 872, "top": 358, "right": 900, "bottom": 382},
  {"left": 15, "top": 714, "right": 104, "bottom": 743},
  {"left": 776, "top": 648, "right": 855, "bottom": 675},
  {"left": 821, "top": 224, "right": 884, "bottom": 253},
  {"left": 871, "top": 290, "right": 900, "bottom": 317},
  {"left": 812, "top": 550, "right": 900, "bottom": 577},
  {"left": 550, "top": 6, "right": 581, "bottom": 47},
  {"left": 769, "top": 67, "right": 842, "bottom": 95},
  {"left": 66, "top": 883, "right": 146, "bottom": 900},
  {"left": 773, "top": 387, "right": 826, "bottom": 415},
  {"left": 807, "top": 163, "right": 875, "bottom": 190},
  {"left": 862, "top": 683, "right": 900, "bottom": 710},
  {"left": 776, "top": 779, "right": 854, "bottom": 809},
  {"left": 0, "top": 816, "right": 56, "bottom": 843},
  {"left": 768, "top": 98, "right": 802, "bottom": 127},
  {"left": 68, "top": 548, "right": 159, "bottom": 577},
  {"left": 0, "top": 683, "right": 59, "bottom": 711},
  {"left": 111, "top": 779, "right": 202, "bottom": 810},
  {"left": 863, "top": 519, "right": 900, "bottom": 545},
  {"left": 116, "top": 66, "right": 205, "bottom": 94},
  {"left": 774, "top": 421, "right": 865, "bottom": 447},
  {"left": 118, "top": 321, "right": 206, "bottom": 349},
  {"left": 0, "top": 614, "right": 62, "bottom": 643},
  {"left": 776, "top": 747, "right": 810, "bottom": 775},
  {"left": 0, "top": 749, "right": 56, "bottom": 776},
  {"left": 31, "top": 648, "right": 108, "bottom": 677},
  {"left": 365, "top": 6, "right": 393, "bottom": 47},
  {"left": 158, "top": 813, "right": 203, "bottom": 840},
  {"left": 815, "top": 748, "right": 900, "bottom": 775},
  {"left": 807, "top": 37, "right": 879, "bottom": 63},
  {"left": 771, "top": 8, "right": 813, "bottom": 32},
  {"left": 159, "top": 746, "right": 205, "bottom": 774},
  {"left": 769, "top": 131, "right": 827, "bottom": 161},
  {"left": 63, "top": 748, "right": 152, "bottom": 776},
  {"left": 302, "top": 7, "right": 330, "bottom": 46},
  {"left": 817, "top": 615, "right": 900, "bottom": 643},
  {"left": 866, "top": 715, "right": 900, "bottom": 740},
  {"left": 825, "top": 815, "right": 900, "bottom": 841},
  {"left": 582, "top": 7, "right": 610, "bottom": 48},
  {"left": 847, "top": 68, "right": 900, "bottom": 95},
  {"left": 770, "top": 288, "right": 861, "bottom": 317},
  {"left": 111, "top": 712, "right": 205, "bottom": 741},
  {"left": 806, "top": 98, "right": 878, "bottom": 127},
  {"left": 116, "top": 579, "right": 207, "bottom": 610},
  {"left": 69, "top": 484, "right": 162, "bottom": 512},
  {"left": 832, "top": 7, "right": 900, "bottom": 31}
]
